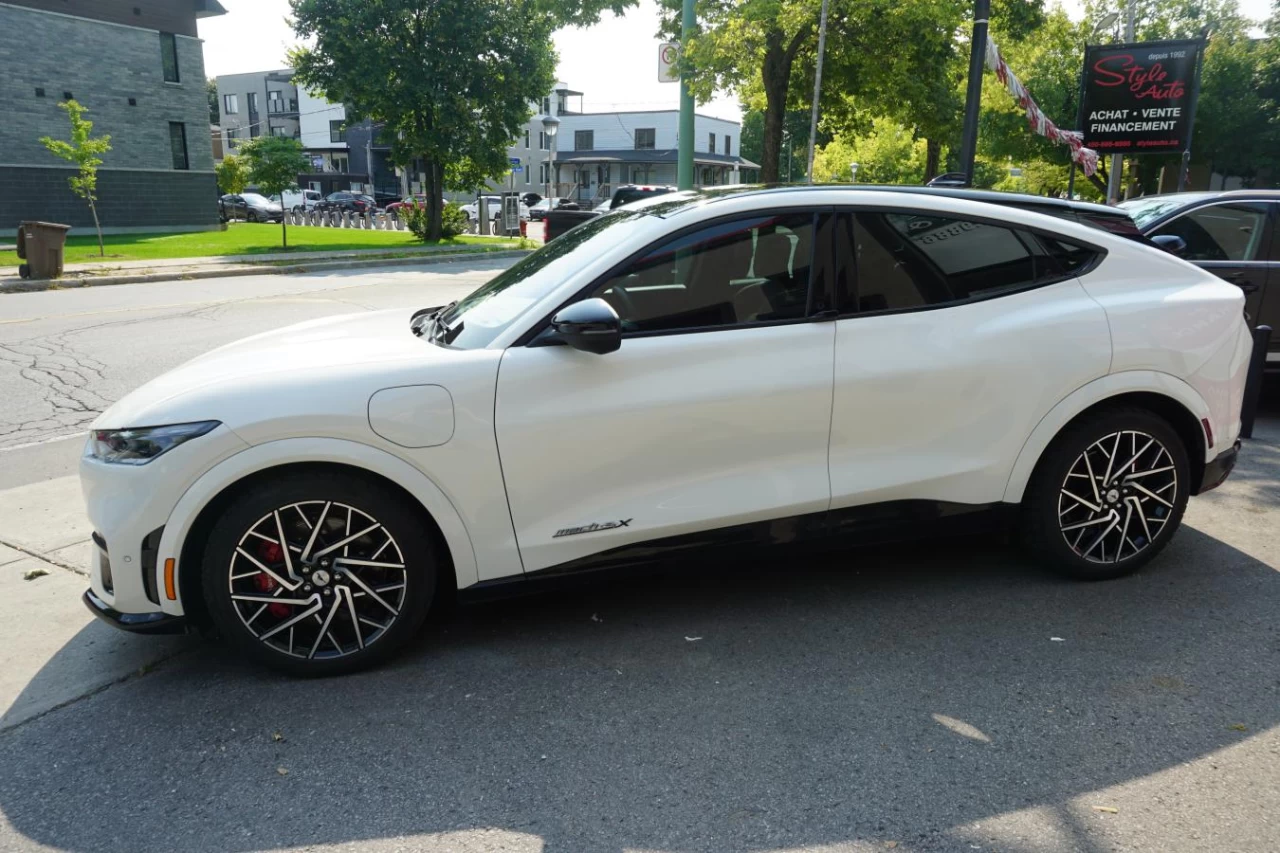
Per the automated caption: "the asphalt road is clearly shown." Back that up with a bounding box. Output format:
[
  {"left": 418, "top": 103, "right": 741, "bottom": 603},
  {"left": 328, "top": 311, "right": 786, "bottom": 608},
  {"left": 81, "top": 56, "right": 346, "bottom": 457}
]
[
  {"left": 0, "top": 268, "right": 1278, "bottom": 852},
  {"left": 0, "top": 260, "right": 514, "bottom": 489}
]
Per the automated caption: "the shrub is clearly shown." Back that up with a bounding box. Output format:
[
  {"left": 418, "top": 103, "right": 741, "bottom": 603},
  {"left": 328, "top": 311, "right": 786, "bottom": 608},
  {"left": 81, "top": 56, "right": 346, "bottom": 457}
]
[{"left": 400, "top": 200, "right": 468, "bottom": 241}]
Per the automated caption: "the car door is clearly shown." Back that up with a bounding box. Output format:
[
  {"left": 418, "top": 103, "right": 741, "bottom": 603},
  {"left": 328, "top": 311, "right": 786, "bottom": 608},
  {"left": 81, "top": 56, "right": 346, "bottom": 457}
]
[
  {"left": 1259, "top": 203, "right": 1280, "bottom": 365},
  {"left": 495, "top": 210, "right": 838, "bottom": 572},
  {"left": 230, "top": 195, "right": 245, "bottom": 218},
  {"left": 1147, "top": 200, "right": 1273, "bottom": 322},
  {"left": 827, "top": 208, "right": 1113, "bottom": 514}
]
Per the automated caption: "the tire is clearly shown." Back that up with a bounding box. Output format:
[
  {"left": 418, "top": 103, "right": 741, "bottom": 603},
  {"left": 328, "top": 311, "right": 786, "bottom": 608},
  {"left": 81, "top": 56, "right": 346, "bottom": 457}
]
[
  {"left": 247, "top": 211, "right": 258, "bottom": 223},
  {"left": 1020, "top": 407, "right": 1190, "bottom": 580},
  {"left": 200, "top": 472, "right": 437, "bottom": 675}
]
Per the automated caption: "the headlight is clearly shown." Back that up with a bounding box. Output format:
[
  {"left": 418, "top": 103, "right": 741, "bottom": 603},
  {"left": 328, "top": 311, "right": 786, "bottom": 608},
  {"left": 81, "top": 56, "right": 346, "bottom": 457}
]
[{"left": 88, "top": 421, "right": 220, "bottom": 465}]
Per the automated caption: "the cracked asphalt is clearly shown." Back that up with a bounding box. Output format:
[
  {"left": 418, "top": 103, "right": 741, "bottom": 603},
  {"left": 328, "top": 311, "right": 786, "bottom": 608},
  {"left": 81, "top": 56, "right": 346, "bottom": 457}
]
[{"left": 0, "top": 266, "right": 1277, "bottom": 852}]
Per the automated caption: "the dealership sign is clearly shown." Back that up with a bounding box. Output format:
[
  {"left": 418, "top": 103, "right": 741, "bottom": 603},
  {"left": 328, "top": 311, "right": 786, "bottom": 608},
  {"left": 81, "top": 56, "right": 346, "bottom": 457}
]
[{"left": 1081, "top": 39, "right": 1203, "bottom": 154}]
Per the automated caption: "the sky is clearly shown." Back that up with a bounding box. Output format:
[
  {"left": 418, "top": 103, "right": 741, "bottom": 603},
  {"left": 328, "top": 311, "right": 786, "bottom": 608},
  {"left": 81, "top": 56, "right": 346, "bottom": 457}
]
[
  {"left": 198, "top": 0, "right": 1277, "bottom": 125},
  {"left": 197, "top": 0, "right": 741, "bottom": 121}
]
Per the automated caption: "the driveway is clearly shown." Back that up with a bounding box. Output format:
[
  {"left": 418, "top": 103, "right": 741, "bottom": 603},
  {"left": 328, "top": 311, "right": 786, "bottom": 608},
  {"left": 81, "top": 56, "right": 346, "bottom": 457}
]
[{"left": 0, "top": 413, "right": 1276, "bottom": 852}]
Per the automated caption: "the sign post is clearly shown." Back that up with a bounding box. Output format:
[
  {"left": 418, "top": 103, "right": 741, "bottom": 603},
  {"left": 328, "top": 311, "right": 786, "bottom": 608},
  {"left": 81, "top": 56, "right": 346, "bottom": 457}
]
[
  {"left": 1081, "top": 39, "right": 1205, "bottom": 195},
  {"left": 658, "top": 42, "right": 678, "bottom": 83}
]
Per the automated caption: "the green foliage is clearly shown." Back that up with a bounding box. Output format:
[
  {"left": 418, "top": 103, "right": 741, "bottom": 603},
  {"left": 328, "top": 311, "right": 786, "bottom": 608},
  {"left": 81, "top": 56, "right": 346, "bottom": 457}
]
[
  {"left": 39, "top": 100, "right": 111, "bottom": 256},
  {"left": 813, "top": 117, "right": 927, "bottom": 185},
  {"left": 400, "top": 200, "right": 468, "bottom": 241},
  {"left": 740, "top": 108, "right": 812, "bottom": 181},
  {"left": 207, "top": 78, "right": 220, "bottom": 125},
  {"left": 237, "top": 136, "right": 310, "bottom": 247},
  {"left": 215, "top": 154, "right": 250, "bottom": 195},
  {"left": 290, "top": 0, "right": 631, "bottom": 240}
]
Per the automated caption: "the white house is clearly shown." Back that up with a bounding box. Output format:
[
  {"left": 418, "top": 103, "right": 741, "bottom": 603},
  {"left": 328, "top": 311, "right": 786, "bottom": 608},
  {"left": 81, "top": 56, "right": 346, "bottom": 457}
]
[
  {"left": 297, "top": 88, "right": 349, "bottom": 174},
  {"left": 480, "top": 83, "right": 757, "bottom": 204}
]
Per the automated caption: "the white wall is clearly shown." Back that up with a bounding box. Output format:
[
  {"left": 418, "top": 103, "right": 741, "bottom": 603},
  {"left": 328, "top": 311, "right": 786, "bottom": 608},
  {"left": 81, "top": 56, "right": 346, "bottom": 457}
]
[
  {"left": 298, "top": 89, "right": 347, "bottom": 151},
  {"left": 558, "top": 111, "right": 739, "bottom": 154}
]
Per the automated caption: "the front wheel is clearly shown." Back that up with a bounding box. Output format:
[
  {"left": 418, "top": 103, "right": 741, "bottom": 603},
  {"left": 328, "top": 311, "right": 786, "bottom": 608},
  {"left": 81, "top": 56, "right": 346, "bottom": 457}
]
[
  {"left": 201, "top": 472, "right": 437, "bottom": 675},
  {"left": 1020, "top": 407, "right": 1190, "bottom": 580},
  {"left": 246, "top": 211, "right": 258, "bottom": 223}
]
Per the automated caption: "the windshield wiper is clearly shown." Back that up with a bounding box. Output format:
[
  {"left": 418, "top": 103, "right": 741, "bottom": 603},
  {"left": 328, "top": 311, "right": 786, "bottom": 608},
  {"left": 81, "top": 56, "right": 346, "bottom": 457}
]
[{"left": 410, "top": 302, "right": 456, "bottom": 338}]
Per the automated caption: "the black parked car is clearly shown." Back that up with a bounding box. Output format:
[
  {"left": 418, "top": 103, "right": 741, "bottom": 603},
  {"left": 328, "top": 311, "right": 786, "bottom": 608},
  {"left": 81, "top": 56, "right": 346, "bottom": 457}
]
[
  {"left": 218, "top": 193, "right": 283, "bottom": 223},
  {"left": 608, "top": 184, "right": 677, "bottom": 209},
  {"left": 1122, "top": 190, "right": 1280, "bottom": 370},
  {"left": 314, "top": 191, "right": 377, "bottom": 215}
]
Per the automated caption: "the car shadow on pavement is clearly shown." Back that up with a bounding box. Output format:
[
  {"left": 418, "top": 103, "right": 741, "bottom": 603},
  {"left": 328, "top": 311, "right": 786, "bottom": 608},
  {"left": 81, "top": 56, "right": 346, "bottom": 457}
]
[{"left": 1, "top": 513, "right": 1278, "bottom": 852}]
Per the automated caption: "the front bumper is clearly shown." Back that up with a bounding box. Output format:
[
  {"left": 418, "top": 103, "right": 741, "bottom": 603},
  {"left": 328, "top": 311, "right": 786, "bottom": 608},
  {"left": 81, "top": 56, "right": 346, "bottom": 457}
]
[
  {"left": 1198, "top": 440, "right": 1240, "bottom": 493},
  {"left": 83, "top": 589, "right": 188, "bottom": 634}
]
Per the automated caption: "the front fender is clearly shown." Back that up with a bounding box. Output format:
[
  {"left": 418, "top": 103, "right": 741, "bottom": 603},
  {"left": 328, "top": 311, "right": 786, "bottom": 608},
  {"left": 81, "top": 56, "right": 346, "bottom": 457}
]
[
  {"left": 156, "top": 437, "right": 479, "bottom": 616},
  {"left": 1001, "top": 371, "right": 1211, "bottom": 504}
]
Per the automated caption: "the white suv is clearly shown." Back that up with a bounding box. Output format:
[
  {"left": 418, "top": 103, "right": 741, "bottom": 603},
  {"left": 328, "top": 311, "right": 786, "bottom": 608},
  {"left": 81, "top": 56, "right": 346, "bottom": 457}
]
[{"left": 80, "top": 186, "right": 1251, "bottom": 674}]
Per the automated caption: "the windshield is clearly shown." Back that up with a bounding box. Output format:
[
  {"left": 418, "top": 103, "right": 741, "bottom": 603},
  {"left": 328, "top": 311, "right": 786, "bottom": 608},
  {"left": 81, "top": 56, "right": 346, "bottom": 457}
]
[
  {"left": 242, "top": 193, "right": 270, "bottom": 205},
  {"left": 1120, "top": 194, "right": 1216, "bottom": 228},
  {"left": 431, "top": 210, "right": 648, "bottom": 349}
]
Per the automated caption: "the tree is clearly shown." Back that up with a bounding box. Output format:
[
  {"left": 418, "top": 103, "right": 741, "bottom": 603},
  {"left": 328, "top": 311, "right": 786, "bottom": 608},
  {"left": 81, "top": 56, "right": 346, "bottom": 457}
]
[
  {"left": 238, "top": 136, "right": 310, "bottom": 248},
  {"left": 215, "top": 153, "right": 249, "bottom": 195},
  {"left": 739, "top": 107, "right": 812, "bottom": 181},
  {"left": 812, "top": 117, "right": 927, "bottom": 184},
  {"left": 39, "top": 100, "right": 111, "bottom": 257},
  {"left": 290, "top": 0, "right": 631, "bottom": 240},
  {"left": 208, "top": 78, "right": 220, "bottom": 125}
]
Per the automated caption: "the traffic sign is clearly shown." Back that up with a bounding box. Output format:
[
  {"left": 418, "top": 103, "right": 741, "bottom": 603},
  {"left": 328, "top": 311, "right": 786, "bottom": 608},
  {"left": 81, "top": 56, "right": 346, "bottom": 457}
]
[
  {"left": 659, "top": 42, "right": 679, "bottom": 83},
  {"left": 510, "top": 165, "right": 523, "bottom": 173},
  {"left": 509, "top": 157, "right": 522, "bottom": 166}
]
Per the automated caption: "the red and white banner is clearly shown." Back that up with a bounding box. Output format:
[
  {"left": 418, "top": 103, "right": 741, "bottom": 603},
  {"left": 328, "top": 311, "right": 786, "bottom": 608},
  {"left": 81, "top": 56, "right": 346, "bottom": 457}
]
[{"left": 986, "top": 38, "right": 1099, "bottom": 177}]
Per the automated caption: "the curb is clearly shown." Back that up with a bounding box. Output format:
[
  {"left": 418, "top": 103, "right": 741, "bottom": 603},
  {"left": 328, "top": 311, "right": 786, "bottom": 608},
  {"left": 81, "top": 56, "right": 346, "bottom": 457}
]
[{"left": 0, "top": 249, "right": 530, "bottom": 294}]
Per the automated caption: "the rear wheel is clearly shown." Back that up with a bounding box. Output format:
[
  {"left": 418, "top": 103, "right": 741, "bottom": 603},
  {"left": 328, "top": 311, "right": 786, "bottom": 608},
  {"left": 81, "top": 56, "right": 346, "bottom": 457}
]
[
  {"left": 247, "top": 210, "right": 258, "bottom": 223},
  {"left": 1021, "top": 407, "right": 1190, "bottom": 580},
  {"left": 201, "top": 472, "right": 436, "bottom": 675}
]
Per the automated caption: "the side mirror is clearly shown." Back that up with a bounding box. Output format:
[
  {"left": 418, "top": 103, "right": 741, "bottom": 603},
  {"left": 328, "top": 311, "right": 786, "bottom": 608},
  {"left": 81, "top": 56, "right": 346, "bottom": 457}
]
[
  {"left": 550, "top": 298, "right": 622, "bottom": 355},
  {"left": 1150, "top": 234, "right": 1187, "bottom": 256}
]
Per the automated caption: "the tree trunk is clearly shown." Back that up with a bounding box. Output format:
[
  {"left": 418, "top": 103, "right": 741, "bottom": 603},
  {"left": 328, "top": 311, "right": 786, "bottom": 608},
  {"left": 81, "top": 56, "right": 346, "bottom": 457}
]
[
  {"left": 423, "top": 157, "right": 443, "bottom": 242},
  {"left": 88, "top": 198, "right": 104, "bottom": 257},
  {"left": 282, "top": 213, "right": 288, "bottom": 249},
  {"left": 924, "top": 139, "right": 942, "bottom": 182},
  {"left": 761, "top": 31, "right": 793, "bottom": 184}
]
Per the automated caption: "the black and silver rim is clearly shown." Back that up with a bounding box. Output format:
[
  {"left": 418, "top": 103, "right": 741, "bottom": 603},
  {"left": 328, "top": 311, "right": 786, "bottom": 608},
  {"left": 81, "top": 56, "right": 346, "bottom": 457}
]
[
  {"left": 227, "top": 501, "right": 407, "bottom": 660},
  {"left": 1058, "top": 430, "right": 1179, "bottom": 564}
]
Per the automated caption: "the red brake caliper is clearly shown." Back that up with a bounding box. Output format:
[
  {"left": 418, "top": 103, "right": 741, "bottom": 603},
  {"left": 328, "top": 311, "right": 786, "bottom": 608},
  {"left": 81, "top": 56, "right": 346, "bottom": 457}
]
[{"left": 255, "top": 541, "right": 290, "bottom": 618}]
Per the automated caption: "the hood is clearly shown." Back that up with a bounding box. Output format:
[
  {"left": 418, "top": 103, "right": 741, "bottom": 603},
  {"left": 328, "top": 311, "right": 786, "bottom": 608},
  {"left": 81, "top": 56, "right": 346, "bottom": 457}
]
[{"left": 94, "top": 309, "right": 456, "bottom": 429}]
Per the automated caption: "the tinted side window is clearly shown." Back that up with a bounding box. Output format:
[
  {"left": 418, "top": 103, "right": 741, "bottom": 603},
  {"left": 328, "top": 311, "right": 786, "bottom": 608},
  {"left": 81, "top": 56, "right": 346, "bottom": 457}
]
[
  {"left": 1150, "top": 202, "right": 1269, "bottom": 261},
  {"left": 590, "top": 213, "right": 819, "bottom": 334},
  {"left": 847, "top": 211, "right": 1041, "bottom": 312},
  {"left": 1038, "top": 236, "right": 1099, "bottom": 274}
]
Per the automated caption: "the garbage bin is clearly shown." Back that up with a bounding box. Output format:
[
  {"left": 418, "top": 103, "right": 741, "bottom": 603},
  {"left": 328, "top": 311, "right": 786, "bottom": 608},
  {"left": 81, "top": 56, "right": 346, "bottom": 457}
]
[{"left": 16, "top": 221, "right": 72, "bottom": 280}]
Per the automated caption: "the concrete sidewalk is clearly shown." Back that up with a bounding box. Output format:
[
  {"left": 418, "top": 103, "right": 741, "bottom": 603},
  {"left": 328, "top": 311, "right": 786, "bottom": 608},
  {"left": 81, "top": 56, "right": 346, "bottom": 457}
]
[
  {"left": 0, "top": 476, "right": 192, "bottom": 731},
  {"left": 0, "top": 243, "right": 529, "bottom": 293}
]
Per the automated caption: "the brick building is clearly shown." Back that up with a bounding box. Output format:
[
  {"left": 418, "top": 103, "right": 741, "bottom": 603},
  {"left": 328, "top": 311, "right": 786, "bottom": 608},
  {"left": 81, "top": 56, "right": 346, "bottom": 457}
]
[{"left": 0, "top": 1, "right": 226, "bottom": 234}]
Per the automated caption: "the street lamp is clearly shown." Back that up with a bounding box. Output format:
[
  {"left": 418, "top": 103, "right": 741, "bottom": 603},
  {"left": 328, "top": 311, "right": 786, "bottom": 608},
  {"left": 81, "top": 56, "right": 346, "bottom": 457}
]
[
  {"left": 541, "top": 114, "right": 560, "bottom": 200},
  {"left": 850, "top": 162, "right": 860, "bottom": 183}
]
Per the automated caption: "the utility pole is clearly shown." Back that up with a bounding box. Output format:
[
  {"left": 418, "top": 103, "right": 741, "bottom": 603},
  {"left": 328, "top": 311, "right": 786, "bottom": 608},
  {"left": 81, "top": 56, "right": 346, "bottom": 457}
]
[
  {"left": 677, "top": 0, "right": 695, "bottom": 190},
  {"left": 805, "top": 0, "right": 831, "bottom": 183},
  {"left": 957, "top": 0, "right": 991, "bottom": 185},
  {"left": 1107, "top": 0, "right": 1135, "bottom": 203}
]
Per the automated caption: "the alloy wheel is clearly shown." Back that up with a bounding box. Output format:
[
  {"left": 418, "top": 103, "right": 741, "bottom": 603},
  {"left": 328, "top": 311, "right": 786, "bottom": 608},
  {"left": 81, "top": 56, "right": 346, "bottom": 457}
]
[
  {"left": 227, "top": 500, "right": 408, "bottom": 660},
  {"left": 1057, "top": 430, "right": 1179, "bottom": 564}
]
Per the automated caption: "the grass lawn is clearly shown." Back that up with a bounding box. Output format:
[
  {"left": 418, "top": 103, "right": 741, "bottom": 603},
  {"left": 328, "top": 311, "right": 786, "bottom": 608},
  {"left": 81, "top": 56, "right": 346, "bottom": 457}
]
[{"left": 0, "top": 222, "right": 517, "bottom": 268}]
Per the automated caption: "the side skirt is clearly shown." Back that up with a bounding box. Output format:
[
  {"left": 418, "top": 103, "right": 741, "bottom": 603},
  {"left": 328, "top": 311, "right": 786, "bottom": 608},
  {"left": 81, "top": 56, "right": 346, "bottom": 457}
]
[{"left": 458, "top": 500, "right": 1015, "bottom": 604}]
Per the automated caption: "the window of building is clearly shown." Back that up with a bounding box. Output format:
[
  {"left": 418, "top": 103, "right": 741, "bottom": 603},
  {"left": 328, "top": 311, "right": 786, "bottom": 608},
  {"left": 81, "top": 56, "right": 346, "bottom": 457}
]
[
  {"left": 725, "top": 135, "right": 731, "bottom": 156},
  {"left": 247, "top": 92, "right": 259, "bottom": 114},
  {"left": 634, "top": 128, "right": 655, "bottom": 150},
  {"left": 160, "top": 32, "right": 180, "bottom": 83},
  {"left": 330, "top": 120, "right": 343, "bottom": 143},
  {"left": 223, "top": 94, "right": 238, "bottom": 115},
  {"left": 524, "top": 130, "right": 530, "bottom": 149},
  {"left": 542, "top": 96, "right": 551, "bottom": 115},
  {"left": 268, "top": 90, "right": 285, "bottom": 113},
  {"left": 525, "top": 160, "right": 531, "bottom": 185},
  {"left": 169, "top": 122, "right": 189, "bottom": 170},
  {"left": 333, "top": 155, "right": 349, "bottom": 173},
  {"left": 249, "top": 123, "right": 260, "bottom": 139},
  {"left": 539, "top": 131, "right": 549, "bottom": 151},
  {"left": 708, "top": 133, "right": 716, "bottom": 154},
  {"left": 1148, "top": 202, "right": 1269, "bottom": 261},
  {"left": 575, "top": 130, "right": 593, "bottom": 151},
  {"left": 589, "top": 212, "right": 818, "bottom": 334},
  {"left": 271, "top": 126, "right": 287, "bottom": 137},
  {"left": 842, "top": 211, "right": 1048, "bottom": 313},
  {"left": 225, "top": 126, "right": 239, "bottom": 147},
  {"left": 540, "top": 162, "right": 550, "bottom": 184}
]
